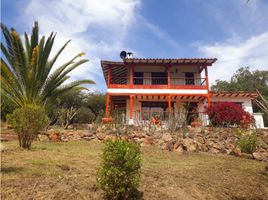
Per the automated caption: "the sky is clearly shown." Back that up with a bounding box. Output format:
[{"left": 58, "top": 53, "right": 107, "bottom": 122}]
[{"left": 1, "top": 0, "right": 268, "bottom": 91}]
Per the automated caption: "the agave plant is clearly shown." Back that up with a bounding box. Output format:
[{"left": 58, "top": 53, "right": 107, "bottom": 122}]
[{"left": 1, "top": 21, "right": 95, "bottom": 107}]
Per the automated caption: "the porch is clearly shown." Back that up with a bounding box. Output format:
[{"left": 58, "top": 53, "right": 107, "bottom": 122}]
[{"left": 105, "top": 94, "right": 210, "bottom": 126}]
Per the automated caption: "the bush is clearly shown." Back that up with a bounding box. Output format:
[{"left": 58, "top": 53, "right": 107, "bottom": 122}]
[
  {"left": 97, "top": 139, "right": 141, "bottom": 200},
  {"left": 238, "top": 134, "right": 258, "bottom": 154},
  {"left": 207, "top": 102, "right": 255, "bottom": 127},
  {"left": 74, "top": 107, "right": 95, "bottom": 124},
  {"left": 7, "top": 104, "right": 48, "bottom": 149}
]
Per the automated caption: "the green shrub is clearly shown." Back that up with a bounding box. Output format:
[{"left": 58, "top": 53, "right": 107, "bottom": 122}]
[
  {"left": 238, "top": 134, "right": 258, "bottom": 154},
  {"left": 75, "top": 107, "right": 95, "bottom": 123},
  {"left": 97, "top": 139, "right": 141, "bottom": 200},
  {"left": 7, "top": 104, "right": 48, "bottom": 149}
]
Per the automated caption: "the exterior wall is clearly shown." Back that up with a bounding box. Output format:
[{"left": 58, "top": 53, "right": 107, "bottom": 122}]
[
  {"left": 253, "top": 113, "right": 265, "bottom": 128},
  {"left": 133, "top": 64, "right": 201, "bottom": 79},
  {"left": 211, "top": 96, "right": 253, "bottom": 113}
]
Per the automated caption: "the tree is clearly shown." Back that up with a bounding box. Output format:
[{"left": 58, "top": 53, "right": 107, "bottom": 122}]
[
  {"left": 1, "top": 21, "right": 95, "bottom": 108},
  {"left": 84, "top": 92, "right": 106, "bottom": 119},
  {"left": 211, "top": 67, "right": 268, "bottom": 126},
  {"left": 1, "top": 21, "right": 95, "bottom": 148}
]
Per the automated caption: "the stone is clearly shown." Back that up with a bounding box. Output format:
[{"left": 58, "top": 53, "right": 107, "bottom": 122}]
[
  {"left": 0, "top": 143, "right": 5, "bottom": 151},
  {"left": 231, "top": 148, "right": 242, "bottom": 157},
  {"left": 174, "top": 145, "right": 184, "bottom": 154},
  {"left": 96, "top": 132, "right": 106, "bottom": 140},
  {"left": 162, "top": 133, "right": 173, "bottom": 142},
  {"left": 38, "top": 134, "right": 49, "bottom": 142},
  {"left": 166, "top": 140, "right": 175, "bottom": 151},
  {"left": 49, "top": 132, "right": 60, "bottom": 142},
  {"left": 212, "top": 142, "right": 223, "bottom": 150},
  {"left": 225, "top": 143, "right": 235, "bottom": 150},
  {"left": 253, "top": 150, "right": 268, "bottom": 161},
  {"left": 241, "top": 153, "right": 253, "bottom": 159},
  {"left": 142, "top": 137, "right": 154, "bottom": 146},
  {"left": 181, "top": 138, "right": 198, "bottom": 152},
  {"left": 173, "top": 141, "right": 182, "bottom": 150},
  {"left": 209, "top": 148, "right": 220, "bottom": 154}
]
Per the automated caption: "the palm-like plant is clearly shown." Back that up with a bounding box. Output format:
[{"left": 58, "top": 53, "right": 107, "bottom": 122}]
[{"left": 1, "top": 21, "right": 95, "bottom": 107}]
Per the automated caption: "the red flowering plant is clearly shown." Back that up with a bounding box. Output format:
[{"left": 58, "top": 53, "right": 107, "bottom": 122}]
[{"left": 206, "top": 102, "right": 255, "bottom": 128}]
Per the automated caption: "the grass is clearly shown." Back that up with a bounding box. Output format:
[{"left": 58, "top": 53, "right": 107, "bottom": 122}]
[{"left": 1, "top": 140, "right": 268, "bottom": 200}]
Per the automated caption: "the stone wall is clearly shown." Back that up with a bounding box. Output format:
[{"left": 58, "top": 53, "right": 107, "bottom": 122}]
[{"left": 39, "top": 126, "right": 268, "bottom": 161}]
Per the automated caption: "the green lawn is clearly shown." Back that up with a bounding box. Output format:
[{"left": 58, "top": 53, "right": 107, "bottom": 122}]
[{"left": 1, "top": 141, "right": 268, "bottom": 200}]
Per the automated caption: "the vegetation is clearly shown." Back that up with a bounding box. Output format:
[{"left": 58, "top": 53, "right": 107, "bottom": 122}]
[
  {"left": 238, "top": 134, "right": 258, "bottom": 154},
  {"left": 211, "top": 67, "right": 268, "bottom": 125},
  {"left": 1, "top": 140, "right": 268, "bottom": 199},
  {"left": 1, "top": 21, "right": 94, "bottom": 107},
  {"left": 7, "top": 104, "right": 48, "bottom": 148},
  {"left": 97, "top": 139, "right": 141, "bottom": 200},
  {"left": 207, "top": 102, "right": 255, "bottom": 127},
  {"left": 0, "top": 21, "right": 96, "bottom": 145}
]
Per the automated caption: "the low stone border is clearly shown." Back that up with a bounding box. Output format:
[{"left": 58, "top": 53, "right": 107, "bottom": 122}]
[{"left": 38, "top": 126, "right": 268, "bottom": 162}]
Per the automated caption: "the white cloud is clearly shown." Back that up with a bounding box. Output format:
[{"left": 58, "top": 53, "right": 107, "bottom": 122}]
[
  {"left": 196, "top": 31, "right": 268, "bottom": 85},
  {"left": 23, "top": 0, "right": 141, "bottom": 90}
]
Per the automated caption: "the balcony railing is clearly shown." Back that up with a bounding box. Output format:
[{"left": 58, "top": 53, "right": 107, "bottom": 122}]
[{"left": 110, "top": 77, "right": 207, "bottom": 86}]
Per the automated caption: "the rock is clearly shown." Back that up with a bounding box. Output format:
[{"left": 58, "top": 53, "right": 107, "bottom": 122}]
[
  {"left": 173, "top": 141, "right": 181, "bottom": 150},
  {"left": 96, "top": 132, "right": 106, "bottom": 140},
  {"left": 241, "top": 153, "right": 253, "bottom": 159},
  {"left": 209, "top": 148, "right": 220, "bottom": 154},
  {"left": 174, "top": 145, "right": 184, "bottom": 154},
  {"left": 225, "top": 143, "right": 235, "bottom": 150},
  {"left": 231, "top": 148, "right": 242, "bottom": 157},
  {"left": 265, "top": 163, "right": 268, "bottom": 171},
  {"left": 253, "top": 149, "right": 268, "bottom": 161},
  {"left": 212, "top": 142, "right": 223, "bottom": 150},
  {"left": 181, "top": 138, "right": 198, "bottom": 152},
  {"left": 162, "top": 133, "right": 173, "bottom": 142},
  {"left": 142, "top": 137, "right": 154, "bottom": 146},
  {"left": 0, "top": 143, "right": 5, "bottom": 151},
  {"left": 38, "top": 134, "right": 49, "bottom": 142},
  {"left": 49, "top": 132, "right": 61, "bottom": 142},
  {"left": 82, "top": 132, "right": 94, "bottom": 137},
  {"left": 166, "top": 140, "right": 175, "bottom": 151}
]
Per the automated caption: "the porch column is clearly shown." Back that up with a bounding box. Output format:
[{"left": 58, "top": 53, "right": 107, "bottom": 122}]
[
  {"left": 110, "top": 100, "right": 114, "bottom": 115},
  {"left": 105, "top": 93, "right": 110, "bottom": 117},
  {"left": 167, "top": 65, "right": 171, "bottom": 88},
  {"left": 130, "top": 65, "right": 134, "bottom": 88},
  {"left": 129, "top": 95, "right": 134, "bottom": 124},
  {"left": 108, "top": 66, "right": 111, "bottom": 87},
  {"left": 204, "top": 65, "right": 209, "bottom": 89},
  {"left": 168, "top": 95, "right": 171, "bottom": 114}
]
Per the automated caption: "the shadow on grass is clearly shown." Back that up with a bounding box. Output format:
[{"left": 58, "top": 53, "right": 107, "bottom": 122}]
[{"left": 1, "top": 166, "right": 24, "bottom": 174}]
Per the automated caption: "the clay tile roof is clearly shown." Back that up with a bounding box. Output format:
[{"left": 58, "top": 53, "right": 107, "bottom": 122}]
[
  {"left": 123, "top": 58, "right": 217, "bottom": 65},
  {"left": 210, "top": 91, "right": 258, "bottom": 99}
]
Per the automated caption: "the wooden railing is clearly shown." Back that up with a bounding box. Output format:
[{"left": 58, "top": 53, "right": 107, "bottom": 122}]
[{"left": 110, "top": 77, "right": 207, "bottom": 86}]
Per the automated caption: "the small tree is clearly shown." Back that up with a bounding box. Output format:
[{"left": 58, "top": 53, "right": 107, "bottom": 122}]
[
  {"left": 8, "top": 104, "right": 48, "bottom": 149},
  {"left": 207, "top": 102, "right": 255, "bottom": 127},
  {"left": 97, "top": 139, "right": 141, "bottom": 200}
]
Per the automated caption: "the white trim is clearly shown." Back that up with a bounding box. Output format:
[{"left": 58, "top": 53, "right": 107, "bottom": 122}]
[{"left": 107, "top": 88, "right": 208, "bottom": 94}]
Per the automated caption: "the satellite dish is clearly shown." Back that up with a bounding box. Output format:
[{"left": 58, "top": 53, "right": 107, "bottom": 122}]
[{"left": 120, "top": 51, "right": 127, "bottom": 60}]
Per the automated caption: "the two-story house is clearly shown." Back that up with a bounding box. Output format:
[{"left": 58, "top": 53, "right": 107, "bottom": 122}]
[{"left": 101, "top": 55, "right": 264, "bottom": 128}]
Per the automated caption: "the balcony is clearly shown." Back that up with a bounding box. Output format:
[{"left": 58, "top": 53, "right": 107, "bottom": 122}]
[{"left": 109, "top": 77, "right": 207, "bottom": 89}]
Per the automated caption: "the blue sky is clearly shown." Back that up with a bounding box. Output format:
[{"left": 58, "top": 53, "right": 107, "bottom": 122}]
[{"left": 2, "top": 0, "right": 268, "bottom": 91}]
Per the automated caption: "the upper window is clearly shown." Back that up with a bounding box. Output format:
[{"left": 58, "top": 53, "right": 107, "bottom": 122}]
[
  {"left": 151, "top": 72, "right": 167, "bottom": 85},
  {"left": 134, "top": 72, "right": 143, "bottom": 85},
  {"left": 185, "top": 72, "right": 195, "bottom": 85}
]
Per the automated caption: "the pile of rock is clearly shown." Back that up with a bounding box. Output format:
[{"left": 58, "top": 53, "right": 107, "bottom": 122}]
[{"left": 37, "top": 126, "right": 268, "bottom": 161}]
